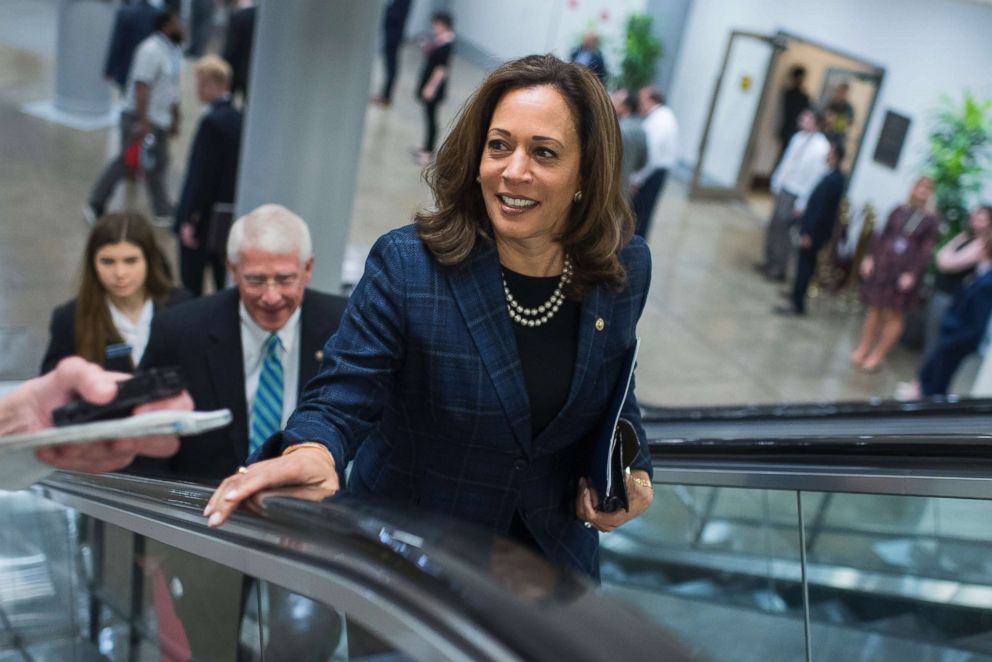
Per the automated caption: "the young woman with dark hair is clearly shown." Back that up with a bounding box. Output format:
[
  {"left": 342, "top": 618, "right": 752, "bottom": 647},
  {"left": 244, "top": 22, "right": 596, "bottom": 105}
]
[{"left": 41, "top": 212, "right": 188, "bottom": 374}]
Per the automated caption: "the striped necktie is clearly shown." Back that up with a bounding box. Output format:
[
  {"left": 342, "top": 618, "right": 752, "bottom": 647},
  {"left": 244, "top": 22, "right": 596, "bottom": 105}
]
[{"left": 250, "top": 333, "right": 284, "bottom": 453}]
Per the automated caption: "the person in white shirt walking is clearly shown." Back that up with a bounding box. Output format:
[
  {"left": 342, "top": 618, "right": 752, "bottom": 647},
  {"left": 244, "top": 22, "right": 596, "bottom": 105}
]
[
  {"left": 86, "top": 11, "right": 184, "bottom": 227},
  {"left": 757, "top": 109, "right": 830, "bottom": 281},
  {"left": 630, "top": 86, "right": 679, "bottom": 239}
]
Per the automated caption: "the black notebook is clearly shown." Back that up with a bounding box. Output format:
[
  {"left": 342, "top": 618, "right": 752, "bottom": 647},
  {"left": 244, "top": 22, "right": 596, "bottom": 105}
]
[{"left": 587, "top": 337, "right": 641, "bottom": 513}]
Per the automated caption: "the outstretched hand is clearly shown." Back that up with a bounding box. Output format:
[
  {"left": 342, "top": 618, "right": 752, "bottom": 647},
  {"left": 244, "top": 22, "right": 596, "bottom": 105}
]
[{"left": 19, "top": 357, "right": 192, "bottom": 473}]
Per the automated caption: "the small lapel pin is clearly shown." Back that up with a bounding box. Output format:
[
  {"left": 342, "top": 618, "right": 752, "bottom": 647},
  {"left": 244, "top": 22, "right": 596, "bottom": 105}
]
[
  {"left": 595, "top": 318, "right": 605, "bottom": 331},
  {"left": 314, "top": 350, "right": 324, "bottom": 362}
]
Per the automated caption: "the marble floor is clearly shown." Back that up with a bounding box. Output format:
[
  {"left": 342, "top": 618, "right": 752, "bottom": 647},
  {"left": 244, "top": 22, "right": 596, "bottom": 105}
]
[{"left": 0, "top": 1, "right": 936, "bottom": 408}]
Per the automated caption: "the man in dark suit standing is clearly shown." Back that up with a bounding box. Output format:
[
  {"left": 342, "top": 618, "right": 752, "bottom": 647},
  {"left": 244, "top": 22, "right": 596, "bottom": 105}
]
[
  {"left": 776, "top": 142, "right": 846, "bottom": 316},
  {"left": 371, "top": 0, "right": 413, "bottom": 106},
  {"left": 570, "top": 31, "right": 608, "bottom": 84},
  {"left": 103, "top": 0, "right": 159, "bottom": 91},
  {"left": 175, "top": 55, "right": 243, "bottom": 296},
  {"left": 777, "top": 65, "right": 811, "bottom": 166},
  {"left": 221, "top": 0, "right": 256, "bottom": 102},
  {"left": 137, "top": 205, "right": 347, "bottom": 482}
]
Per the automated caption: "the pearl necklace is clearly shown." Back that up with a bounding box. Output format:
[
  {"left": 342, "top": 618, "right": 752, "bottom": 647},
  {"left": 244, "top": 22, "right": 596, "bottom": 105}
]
[{"left": 503, "top": 255, "right": 573, "bottom": 328}]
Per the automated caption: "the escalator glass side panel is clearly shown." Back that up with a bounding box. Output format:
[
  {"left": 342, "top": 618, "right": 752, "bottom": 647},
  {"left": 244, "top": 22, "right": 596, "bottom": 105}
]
[
  {"left": 800, "top": 492, "right": 992, "bottom": 660},
  {"left": 0, "top": 491, "right": 83, "bottom": 659},
  {"left": 600, "top": 484, "right": 807, "bottom": 661}
]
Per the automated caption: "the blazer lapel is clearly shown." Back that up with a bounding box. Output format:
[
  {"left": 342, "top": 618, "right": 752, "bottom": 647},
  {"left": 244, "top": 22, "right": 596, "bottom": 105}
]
[
  {"left": 447, "top": 241, "right": 533, "bottom": 455},
  {"left": 535, "top": 284, "right": 615, "bottom": 445},
  {"left": 298, "top": 290, "right": 327, "bottom": 392},
  {"left": 206, "top": 291, "right": 249, "bottom": 464}
]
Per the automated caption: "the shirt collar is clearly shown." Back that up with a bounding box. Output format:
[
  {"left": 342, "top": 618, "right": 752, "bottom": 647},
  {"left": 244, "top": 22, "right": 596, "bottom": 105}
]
[
  {"left": 239, "top": 301, "right": 302, "bottom": 353},
  {"left": 107, "top": 297, "right": 154, "bottom": 332}
]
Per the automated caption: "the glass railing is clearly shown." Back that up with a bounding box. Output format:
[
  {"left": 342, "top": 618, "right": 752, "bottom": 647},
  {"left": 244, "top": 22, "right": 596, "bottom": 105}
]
[
  {"left": 0, "top": 471, "right": 693, "bottom": 661},
  {"left": 601, "top": 435, "right": 992, "bottom": 661}
]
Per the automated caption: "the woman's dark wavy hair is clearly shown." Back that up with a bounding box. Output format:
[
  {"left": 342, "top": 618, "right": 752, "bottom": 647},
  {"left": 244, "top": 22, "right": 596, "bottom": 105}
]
[
  {"left": 415, "top": 54, "right": 634, "bottom": 299},
  {"left": 74, "top": 212, "right": 173, "bottom": 367}
]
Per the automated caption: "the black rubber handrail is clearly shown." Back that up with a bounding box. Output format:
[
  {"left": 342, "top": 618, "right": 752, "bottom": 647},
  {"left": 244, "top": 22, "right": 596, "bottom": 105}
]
[
  {"left": 642, "top": 396, "right": 992, "bottom": 422},
  {"left": 39, "top": 472, "right": 695, "bottom": 662},
  {"left": 649, "top": 434, "right": 992, "bottom": 469}
]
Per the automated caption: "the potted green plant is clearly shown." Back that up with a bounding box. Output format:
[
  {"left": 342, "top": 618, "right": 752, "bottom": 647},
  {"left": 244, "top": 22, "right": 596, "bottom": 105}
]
[
  {"left": 927, "top": 92, "right": 992, "bottom": 245},
  {"left": 616, "top": 13, "right": 663, "bottom": 92}
]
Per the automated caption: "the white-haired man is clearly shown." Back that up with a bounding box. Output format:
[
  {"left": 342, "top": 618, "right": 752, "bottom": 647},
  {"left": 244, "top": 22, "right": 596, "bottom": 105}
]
[{"left": 136, "top": 204, "right": 347, "bottom": 481}]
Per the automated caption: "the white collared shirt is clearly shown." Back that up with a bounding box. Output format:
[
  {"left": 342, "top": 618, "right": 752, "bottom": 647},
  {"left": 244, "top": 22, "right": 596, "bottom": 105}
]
[
  {"left": 631, "top": 104, "right": 679, "bottom": 185},
  {"left": 771, "top": 130, "right": 831, "bottom": 212},
  {"left": 122, "top": 32, "right": 182, "bottom": 129},
  {"left": 107, "top": 298, "right": 154, "bottom": 366},
  {"left": 239, "top": 303, "right": 301, "bottom": 430}
]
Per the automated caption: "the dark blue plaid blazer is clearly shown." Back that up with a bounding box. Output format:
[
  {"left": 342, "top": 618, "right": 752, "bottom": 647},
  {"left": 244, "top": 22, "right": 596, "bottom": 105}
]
[{"left": 257, "top": 224, "right": 652, "bottom": 577}]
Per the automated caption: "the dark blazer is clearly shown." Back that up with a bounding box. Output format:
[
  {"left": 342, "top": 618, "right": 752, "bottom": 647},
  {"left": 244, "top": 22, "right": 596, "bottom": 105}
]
[
  {"left": 137, "top": 287, "right": 347, "bottom": 482},
  {"left": 799, "top": 168, "right": 846, "bottom": 250},
  {"left": 40, "top": 288, "right": 189, "bottom": 375},
  {"left": 920, "top": 268, "right": 992, "bottom": 396},
  {"left": 254, "top": 225, "right": 653, "bottom": 578},
  {"left": 222, "top": 6, "right": 257, "bottom": 98},
  {"left": 103, "top": 0, "right": 159, "bottom": 90},
  {"left": 570, "top": 47, "right": 608, "bottom": 83},
  {"left": 174, "top": 98, "right": 243, "bottom": 238}
]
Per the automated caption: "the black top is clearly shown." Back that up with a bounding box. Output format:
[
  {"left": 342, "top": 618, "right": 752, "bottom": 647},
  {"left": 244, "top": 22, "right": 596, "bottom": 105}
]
[
  {"left": 934, "top": 237, "right": 977, "bottom": 294},
  {"left": 502, "top": 268, "right": 580, "bottom": 438},
  {"left": 418, "top": 40, "right": 453, "bottom": 101},
  {"left": 780, "top": 87, "right": 811, "bottom": 140}
]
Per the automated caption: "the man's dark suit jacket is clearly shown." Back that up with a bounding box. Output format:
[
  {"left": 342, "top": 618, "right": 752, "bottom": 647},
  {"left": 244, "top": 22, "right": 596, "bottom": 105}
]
[
  {"left": 103, "top": 0, "right": 159, "bottom": 90},
  {"left": 222, "top": 6, "right": 257, "bottom": 98},
  {"left": 40, "top": 288, "right": 190, "bottom": 375},
  {"left": 137, "top": 287, "right": 347, "bottom": 482},
  {"left": 174, "top": 98, "right": 243, "bottom": 239},
  {"left": 799, "top": 168, "right": 846, "bottom": 250}
]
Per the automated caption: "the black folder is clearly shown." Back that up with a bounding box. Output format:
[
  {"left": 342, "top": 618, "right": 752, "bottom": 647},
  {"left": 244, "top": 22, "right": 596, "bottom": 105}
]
[{"left": 587, "top": 338, "right": 641, "bottom": 513}]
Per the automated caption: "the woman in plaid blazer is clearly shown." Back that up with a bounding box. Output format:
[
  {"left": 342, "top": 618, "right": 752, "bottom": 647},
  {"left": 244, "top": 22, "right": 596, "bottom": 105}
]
[{"left": 205, "top": 55, "right": 655, "bottom": 578}]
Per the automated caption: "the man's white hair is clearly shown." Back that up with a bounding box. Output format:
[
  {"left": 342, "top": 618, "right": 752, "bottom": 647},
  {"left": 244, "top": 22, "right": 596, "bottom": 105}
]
[{"left": 226, "top": 204, "right": 313, "bottom": 265}]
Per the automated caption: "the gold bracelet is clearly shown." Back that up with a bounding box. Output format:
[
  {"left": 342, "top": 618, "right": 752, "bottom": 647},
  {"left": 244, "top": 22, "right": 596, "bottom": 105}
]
[
  {"left": 625, "top": 467, "right": 653, "bottom": 490},
  {"left": 630, "top": 476, "right": 653, "bottom": 490},
  {"left": 282, "top": 442, "right": 335, "bottom": 466}
]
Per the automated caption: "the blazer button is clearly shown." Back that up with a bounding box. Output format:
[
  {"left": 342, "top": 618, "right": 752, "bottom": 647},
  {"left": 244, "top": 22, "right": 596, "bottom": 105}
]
[
  {"left": 595, "top": 318, "right": 605, "bottom": 331},
  {"left": 512, "top": 459, "right": 528, "bottom": 471}
]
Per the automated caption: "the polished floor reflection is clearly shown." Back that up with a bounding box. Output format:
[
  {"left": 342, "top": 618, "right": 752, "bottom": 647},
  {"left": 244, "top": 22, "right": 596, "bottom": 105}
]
[{"left": 0, "top": 1, "right": 956, "bottom": 407}]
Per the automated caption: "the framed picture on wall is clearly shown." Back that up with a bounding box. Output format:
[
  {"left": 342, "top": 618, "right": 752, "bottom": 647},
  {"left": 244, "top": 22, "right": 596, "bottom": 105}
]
[{"left": 873, "top": 111, "right": 911, "bottom": 169}]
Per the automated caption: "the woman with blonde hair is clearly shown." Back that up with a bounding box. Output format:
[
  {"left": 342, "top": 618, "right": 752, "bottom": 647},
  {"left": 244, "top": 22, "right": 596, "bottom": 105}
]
[
  {"left": 852, "top": 177, "right": 940, "bottom": 371},
  {"left": 41, "top": 213, "right": 188, "bottom": 374}
]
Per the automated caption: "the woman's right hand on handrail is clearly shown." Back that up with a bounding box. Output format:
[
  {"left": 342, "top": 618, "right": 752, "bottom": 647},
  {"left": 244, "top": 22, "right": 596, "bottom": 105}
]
[{"left": 203, "top": 446, "right": 339, "bottom": 528}]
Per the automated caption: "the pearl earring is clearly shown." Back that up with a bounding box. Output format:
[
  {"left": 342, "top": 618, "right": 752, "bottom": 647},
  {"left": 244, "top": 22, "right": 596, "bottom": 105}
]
[
  {"left": 476, "top": 175, "right": 481, "bottom": 183},
  {"left": 573, "top": 191, "right": 583, "bottom": 203}
]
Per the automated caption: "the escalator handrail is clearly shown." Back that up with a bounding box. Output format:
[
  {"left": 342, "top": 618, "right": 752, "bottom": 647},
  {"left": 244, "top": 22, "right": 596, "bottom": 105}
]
[
  {"left": 36, "top": 471, "right": 693, "bottom": 662},
  {"left": 641, "top": 396, "right": 992, "bottom": 423},
  {"left": 648, "top": 434, "right": 992, "bottom": 499}
]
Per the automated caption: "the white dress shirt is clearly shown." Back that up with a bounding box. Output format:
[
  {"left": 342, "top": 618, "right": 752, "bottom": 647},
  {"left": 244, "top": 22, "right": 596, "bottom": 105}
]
[
  {"left": 122, "top": 32, "right": 182, "bottom": 129},
  {"left": 771, "top": 130, "right": 830, "bottom": 212},
  {"left": 631, "top": 104, "right": 679, "bottom": 186},
  {"left": 107, "top": 298, "right": 154, "bottom": 366},
  {"left": 240, "top": 303, "right": 301, "bottom": 431}
]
